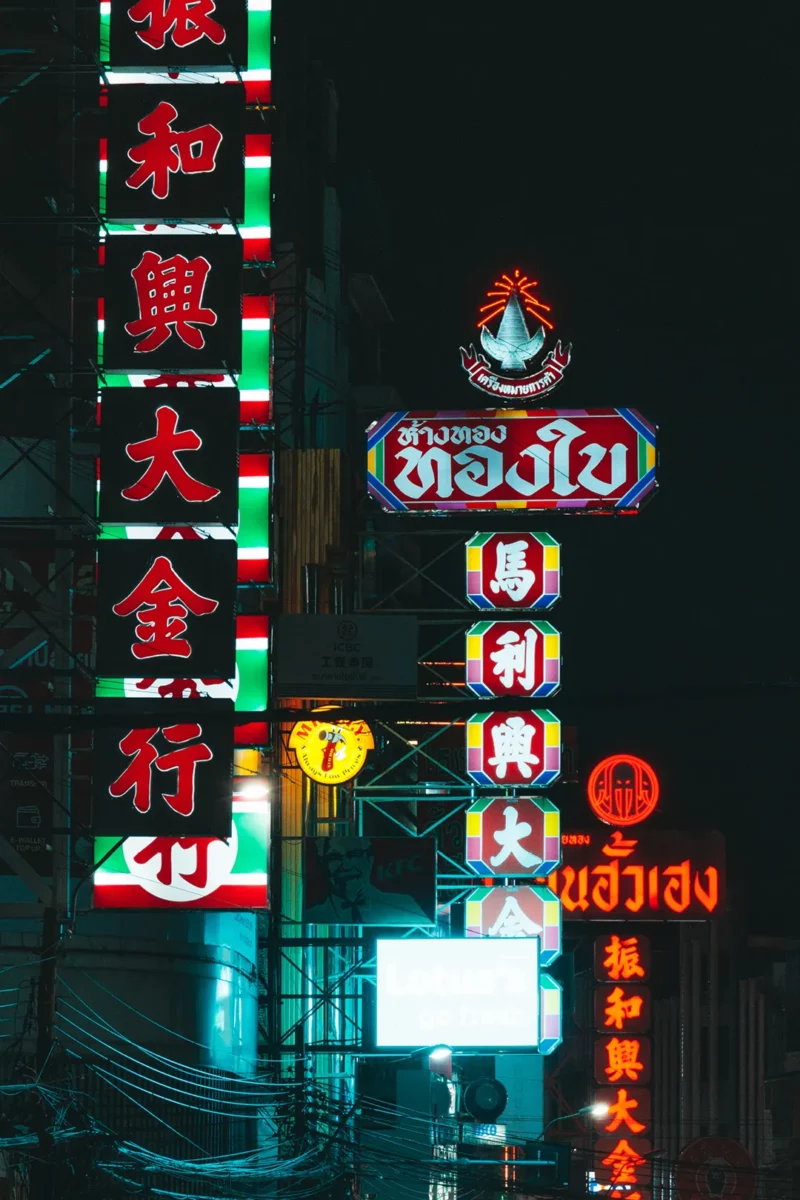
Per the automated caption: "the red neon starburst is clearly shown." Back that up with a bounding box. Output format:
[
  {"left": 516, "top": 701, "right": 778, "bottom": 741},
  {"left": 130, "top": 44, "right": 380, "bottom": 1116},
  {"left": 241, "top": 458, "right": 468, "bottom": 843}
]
[{"left": 477, "top": 267, "right": 555, "bottom": 331}]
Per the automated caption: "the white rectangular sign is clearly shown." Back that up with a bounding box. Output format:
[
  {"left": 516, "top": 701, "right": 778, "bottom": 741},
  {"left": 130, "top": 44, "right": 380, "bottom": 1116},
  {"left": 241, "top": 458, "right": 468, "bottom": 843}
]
[{"left": 376, "top": 938, "right": 540, "bottom": 1049}]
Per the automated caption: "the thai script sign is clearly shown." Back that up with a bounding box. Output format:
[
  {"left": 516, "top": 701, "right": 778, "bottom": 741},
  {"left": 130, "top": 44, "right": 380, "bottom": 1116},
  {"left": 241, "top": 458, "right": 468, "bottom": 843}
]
[{"left": 367, "top": 409, "right": 656, "bottom": 513}]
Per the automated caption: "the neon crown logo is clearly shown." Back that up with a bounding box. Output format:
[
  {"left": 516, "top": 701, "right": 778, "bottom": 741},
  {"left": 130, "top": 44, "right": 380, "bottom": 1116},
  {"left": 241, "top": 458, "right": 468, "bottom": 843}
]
[{"left": 460, "top": 268, "right": 572, "bottom": 401}]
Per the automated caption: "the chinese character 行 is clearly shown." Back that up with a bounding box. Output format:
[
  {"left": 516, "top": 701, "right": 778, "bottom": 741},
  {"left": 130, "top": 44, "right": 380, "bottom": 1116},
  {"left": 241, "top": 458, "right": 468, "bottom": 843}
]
[
  {"left": 109, "top": 722, "right": 213, "bottom": 817},
  {"left": 132, "top": 834, "right": 216, "bottom": 887}
]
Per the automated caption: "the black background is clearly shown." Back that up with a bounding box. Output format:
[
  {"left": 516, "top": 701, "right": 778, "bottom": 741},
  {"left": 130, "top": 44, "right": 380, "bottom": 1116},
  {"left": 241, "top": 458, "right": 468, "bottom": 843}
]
[
  {"left": 99, "top": 387, "right": 240, "bottom": 525},
  {"left": 106, "top": 84, "right": 245, "bottom": 223},
  {"left": 108, "top": 0, "right": 248, "bottom": 71},
  {"left": 103, "top": 234, "right": 242, "bottom": 374},
  {"left": 332, "top": 3, "right": 798, "bottom": 934},
  {"left": 93, "top": 700, "right": 234, "bottom": 836},
  {"left": 96, "top": 538, "right": 237, "bottom": 678}
]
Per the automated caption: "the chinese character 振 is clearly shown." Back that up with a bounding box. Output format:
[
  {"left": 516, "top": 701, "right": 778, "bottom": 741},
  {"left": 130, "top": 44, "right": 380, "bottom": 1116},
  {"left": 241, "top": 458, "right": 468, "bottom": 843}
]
[
  {"left": 603, "top": 934, "right": 646, "bottom": 981},
  {"left": 127, "top": 0, "right": 226, "bottom": 51}
]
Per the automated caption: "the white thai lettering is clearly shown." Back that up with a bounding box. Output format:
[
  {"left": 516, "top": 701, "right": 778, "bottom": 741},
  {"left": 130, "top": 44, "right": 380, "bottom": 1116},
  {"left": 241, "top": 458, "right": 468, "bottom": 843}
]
[
  {"left": 393, "top": 447, "right": 453, "bottom": 498},
  {"left": 576, "top": 442, "right": 628, "bottom": 495},
  {"left": 452, "top": 447, "right": 503, "bottom": 496}
]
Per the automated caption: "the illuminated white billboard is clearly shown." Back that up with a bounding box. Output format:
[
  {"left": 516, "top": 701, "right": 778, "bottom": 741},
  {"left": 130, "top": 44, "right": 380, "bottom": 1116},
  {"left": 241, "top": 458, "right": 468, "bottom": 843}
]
[{"left": 375, "top": 938, "right": 540, "bottom": 1049}]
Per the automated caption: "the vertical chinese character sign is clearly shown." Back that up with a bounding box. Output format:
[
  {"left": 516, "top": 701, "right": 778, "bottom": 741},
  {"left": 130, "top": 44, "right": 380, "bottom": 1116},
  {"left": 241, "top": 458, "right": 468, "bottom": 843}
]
[
  {"left": 94, "top": 0, "right": 269, "bottom": 911},
  {"left": 594, "top": 932, "right": 653, "bottom": 1194}
]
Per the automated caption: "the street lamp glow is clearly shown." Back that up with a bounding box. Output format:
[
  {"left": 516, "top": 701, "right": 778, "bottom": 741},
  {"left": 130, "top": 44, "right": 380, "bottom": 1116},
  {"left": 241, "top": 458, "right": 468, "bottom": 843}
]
[
  {"left": 589, "top": 1101, "right": 609, "bottom": 1118},
  {"left": 428, "top": 1045, "right": 452, "bottom": 1062},
  {"left": 238, "top": 780, "right": 269, "bottom": 799}
]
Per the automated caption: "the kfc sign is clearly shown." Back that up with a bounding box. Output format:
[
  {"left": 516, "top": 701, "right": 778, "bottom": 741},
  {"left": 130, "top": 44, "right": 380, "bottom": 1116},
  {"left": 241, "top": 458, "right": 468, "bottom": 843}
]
[
  {"left": 99, "top": 388, "right": 239, "bottom": 526},
  {"left": 108, "top": 0, "right": 249, "bottom": 71},
  {"left": 103, "top": 235, "right": 242, "bottom": 374},
  {"left": 94, "top": 702, "right": 233, "bottom": 836},
  {"left": 367, "top": 409, "right": 657, "bottom": 513},
  {"left": 466, "top": 531, "right": 560, "bottom": 611},
  {"left": 96, "top": 539, "right": 237, "bottom": 677},
  {"left": 106, "top": 85, "right": 245, "bottom": 223}
]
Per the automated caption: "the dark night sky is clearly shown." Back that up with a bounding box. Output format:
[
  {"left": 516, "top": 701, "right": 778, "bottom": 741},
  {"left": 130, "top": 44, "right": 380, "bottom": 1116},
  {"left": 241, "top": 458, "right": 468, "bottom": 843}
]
[{"left": 334, "top": 5, "right": 799, "bottom": 930}]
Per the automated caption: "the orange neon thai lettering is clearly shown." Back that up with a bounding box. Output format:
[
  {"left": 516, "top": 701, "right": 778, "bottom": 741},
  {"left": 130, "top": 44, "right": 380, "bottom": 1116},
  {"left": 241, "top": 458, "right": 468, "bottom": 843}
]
[
  {"left": 694, "top": 866, "right": 719, "bottom": 912},
  {"left": 591, "top": 863, "right": 619, "bottom": 913},
  {"left": 648, "top": 865, "right": 659, "bottom": 908},
  {"left": 622, "top": 864, "right": 645, "bottom": 912},
  {"left": 557, "top": 865, "right": 589, "bottom": 912},
  {"left": 663, "top": 860, "right": 691, "bottom": 913}
]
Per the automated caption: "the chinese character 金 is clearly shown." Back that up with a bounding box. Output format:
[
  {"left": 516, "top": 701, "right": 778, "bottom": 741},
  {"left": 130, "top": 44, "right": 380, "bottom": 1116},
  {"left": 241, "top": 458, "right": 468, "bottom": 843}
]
[
  {"left": 122, "top": 405, "right": 220, "bottom": 504},
  {"left": 601, "top": 1139, "right": 646, "bottom": 1186},
  {"left": 112, "top": 554, "right": 219, "bottom": 661},
  {"left": 126, "top": 101, "right": 222, "bottom": 201},
  {"left": 109, "top": 723, "right": 213, "bottom": 817},
  {"left": 125, "top": 250, "right": 217, "bottom": 354},
  {"left": 127, "top": 0, "right": 226, "bottom": 51}
]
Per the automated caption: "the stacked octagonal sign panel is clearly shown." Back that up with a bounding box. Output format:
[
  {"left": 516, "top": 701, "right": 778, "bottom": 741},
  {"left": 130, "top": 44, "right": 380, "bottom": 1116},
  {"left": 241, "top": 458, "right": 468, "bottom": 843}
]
[
  {"left": 92, "top": 0, "right": 270, "bottom": 911},
  {"left": 463, "top": 531, "right": 564, "bottom": 1054}
]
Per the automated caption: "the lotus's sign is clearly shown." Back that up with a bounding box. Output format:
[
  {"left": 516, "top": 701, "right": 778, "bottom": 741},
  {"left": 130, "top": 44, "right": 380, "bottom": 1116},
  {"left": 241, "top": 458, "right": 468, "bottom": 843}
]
[{"left": 367, "top": 409, "right": 657, "bottom": 513}]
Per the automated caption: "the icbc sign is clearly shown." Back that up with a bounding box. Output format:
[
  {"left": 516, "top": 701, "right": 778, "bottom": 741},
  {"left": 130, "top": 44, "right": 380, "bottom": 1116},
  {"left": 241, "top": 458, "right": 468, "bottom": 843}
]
[{"left": 465, "top": 531, "right": 561, "bottom": 611}]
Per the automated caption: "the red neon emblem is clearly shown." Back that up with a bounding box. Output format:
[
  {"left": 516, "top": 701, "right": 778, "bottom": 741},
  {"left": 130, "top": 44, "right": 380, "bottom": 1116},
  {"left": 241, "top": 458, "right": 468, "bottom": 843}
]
[
  {"left": 109, "top": 723, "right": 213, "bottom": 816},
  {"left": 127, "top": 0, "right": 226, "bottom": 51},
  {"left": 477, "top": 267, "right": 554, "bottom": 331},
  {"left": 587, "top": 754, "right": 660, "bottom": 827},
  {"left": 125, "top": 250, "right": 217, "bottom": 354},
  {"left": 123, "top": 405, "right": 220, "bottom": 503},
  {"left": 126, "top": 101, "right": 222, "bottom": 201},
  {"left": 111, "top": 554, "right": 219, "bottom": 661}
]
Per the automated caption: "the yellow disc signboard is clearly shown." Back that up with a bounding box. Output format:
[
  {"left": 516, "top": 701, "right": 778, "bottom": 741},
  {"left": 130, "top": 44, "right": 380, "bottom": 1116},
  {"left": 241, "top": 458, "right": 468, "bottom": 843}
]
[{"left": 289, "top": 720, "right": 374, "bottom": 785}]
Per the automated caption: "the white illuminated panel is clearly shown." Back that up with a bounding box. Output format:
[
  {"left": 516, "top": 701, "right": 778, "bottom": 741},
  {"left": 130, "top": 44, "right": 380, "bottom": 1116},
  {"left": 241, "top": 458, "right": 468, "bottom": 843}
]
[{"left": 376, "top": 938, "right": 539, "bottom": 1049}]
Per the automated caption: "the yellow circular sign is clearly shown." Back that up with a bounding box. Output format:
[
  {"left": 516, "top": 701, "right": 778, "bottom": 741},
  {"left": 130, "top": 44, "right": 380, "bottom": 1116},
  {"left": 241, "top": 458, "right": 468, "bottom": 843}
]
[{"left": 289, "top": 720, "right": 374, "bottom": 785}]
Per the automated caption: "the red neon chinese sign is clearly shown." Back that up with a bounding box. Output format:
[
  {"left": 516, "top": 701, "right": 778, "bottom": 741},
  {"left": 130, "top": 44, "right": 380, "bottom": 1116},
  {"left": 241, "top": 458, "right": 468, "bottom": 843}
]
[{"left": 587, "top": 754, "right": 659, "bottom": 826}]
